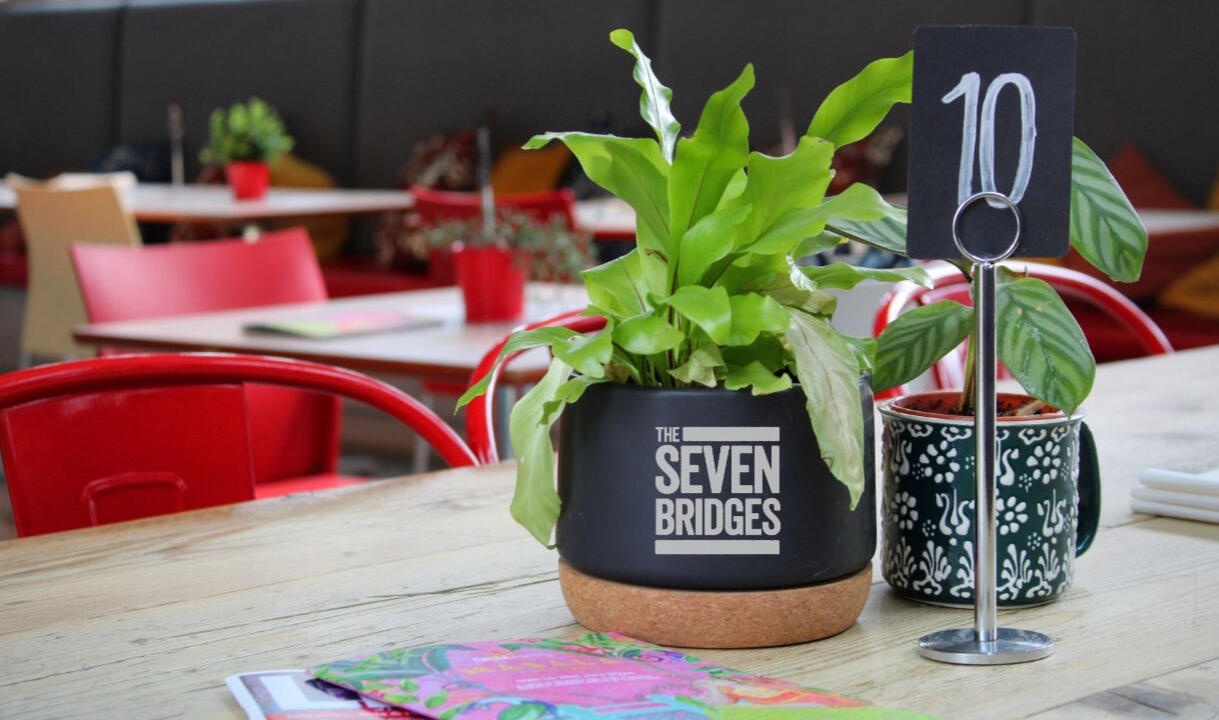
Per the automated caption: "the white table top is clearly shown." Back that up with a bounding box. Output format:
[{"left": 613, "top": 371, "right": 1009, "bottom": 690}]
[
  {"left": 0, "top": 182, "right": 415, "bottom": 222},
  {"left": 74, "top": 283, "right": 589, "bottom": 381},
  {"left": 5, "top": 182, "right": 1216, "bottom": 235},
  {"left": 571, "top": 196, "right": 1219, "bottom": 237}
]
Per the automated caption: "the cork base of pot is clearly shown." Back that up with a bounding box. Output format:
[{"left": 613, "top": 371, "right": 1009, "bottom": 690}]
[{"left": 558, "top": 560, "right": 872, "bottom": 649}]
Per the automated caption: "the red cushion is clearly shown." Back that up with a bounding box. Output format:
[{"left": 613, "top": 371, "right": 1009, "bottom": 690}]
[
  {"left": 253, "top": 473, "right": 370, "bottom": 499},
  {"left": 321, "top": 262, "right": 451, "bottom": 298},
  {"left": 1146, "top": 307, "right": 1219, "bottom": 351},
  {"left": 1068, "top": 300, "right": 1219, "bottom": 364},
  {"left": 1108, "top": 143, "right": 1197, "bottom": 209},
  {"left": 1068, "top": 302, "right": 1146, "bottom": 363}
]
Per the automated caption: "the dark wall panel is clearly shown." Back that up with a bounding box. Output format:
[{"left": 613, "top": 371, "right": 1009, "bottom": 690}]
[
  {"left": 1031, "top": 0, "right": 1219, "bottom": 203},
  {"left": 118, "top": 0, "right": 359, "bottom": 183},
  {"left": 0, "top": 1, "right": 122, "bottom": 178},
  {"left": 653, "top": 0, "right": 1024, "bottom": 154},
  {"left": 355, "top": 0, "right": 654, "bottom": 188}
]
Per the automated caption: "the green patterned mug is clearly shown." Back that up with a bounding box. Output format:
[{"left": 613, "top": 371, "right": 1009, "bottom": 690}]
[{"left": 878, "top": 392, "right": 1101, "bottom": 607}]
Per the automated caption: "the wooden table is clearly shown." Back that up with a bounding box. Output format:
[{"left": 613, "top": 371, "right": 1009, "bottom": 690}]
[
  {"left": 1, "top": 347, "right": 1217, "bottom": 719},
  {"left": 74, "top": 283, "right": 588, "bottom": 382},
  {"left": 0, "top": 182, "right": 415, "bottom": 223}
]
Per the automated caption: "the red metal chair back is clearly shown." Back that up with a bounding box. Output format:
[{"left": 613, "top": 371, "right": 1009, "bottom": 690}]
[
  {"left": 0, "top": 354, "right": 478, "bottom": 537},
  {"left": 70, "top": 229, "right": 340, "bottom": 486},
  {"left": 873, "top": 261, "right": 1173, "bottom": 398},
  {"left": 71, "top": 228, "right": 328, "bottom": 320},
  {"left": 411, "top": 185, "right": 578, "bottom": 230},
  {"left": 465, "top": 311, "right": 606, "bottom": 464}
]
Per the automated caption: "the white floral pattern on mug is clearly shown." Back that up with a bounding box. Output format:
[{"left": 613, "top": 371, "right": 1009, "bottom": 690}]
[{"left": 879, "top": 400, "right": 1100, "bottom": 607}]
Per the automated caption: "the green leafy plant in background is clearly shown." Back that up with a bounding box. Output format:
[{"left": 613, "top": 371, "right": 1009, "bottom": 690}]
[
  {"left": 459, "top": 29, "right": 1145, "bottom": 547},
  {"left": 422, "top": 211, "right": 596, "bottom": 283},
  {"left": 199, "top": 97, "right": 294, "bottom": 165}
]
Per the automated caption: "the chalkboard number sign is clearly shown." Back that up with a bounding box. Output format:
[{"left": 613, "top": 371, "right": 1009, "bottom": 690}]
[{"left": 907, "top": 26, "right": 1076, "bottom": 260}]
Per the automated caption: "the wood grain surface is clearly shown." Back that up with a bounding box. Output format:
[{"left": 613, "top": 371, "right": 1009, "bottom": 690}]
[{"left": 1, "top": 347, "right": 1216, "bottom": 719}]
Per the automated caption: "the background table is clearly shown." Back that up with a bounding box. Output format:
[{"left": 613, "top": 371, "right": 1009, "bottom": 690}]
[
  {"left": 572, "top": 196, "right": 1219, "bottom": 237},
  {"left": 0, "top": 183, "right": 635, "bottom": 236},
  {"left": 0, "top": 182, "right": 416, "bottom": 223},
  {"left": 75, "top": 283, "right": 588, "bottom": 383},
  {"left": 1, "top": 346, "right": 1216, "bottom": 719}
]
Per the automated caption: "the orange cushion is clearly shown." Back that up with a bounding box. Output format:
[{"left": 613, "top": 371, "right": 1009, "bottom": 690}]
[
  {"left": 491, "top": 144, "right": 570, "bottom": 195},
  {"left": 1160, "top": 249, "right": 1219, "bottom": 319}
]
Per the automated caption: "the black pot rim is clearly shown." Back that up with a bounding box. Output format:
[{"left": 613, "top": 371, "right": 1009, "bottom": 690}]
[{"left": 580, "top": 381, "right": 802, "bottom": 398}]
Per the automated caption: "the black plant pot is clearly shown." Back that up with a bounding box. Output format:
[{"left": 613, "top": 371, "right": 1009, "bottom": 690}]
[{"left": 556, "top": 382, "right": 875, "bottom": 591}]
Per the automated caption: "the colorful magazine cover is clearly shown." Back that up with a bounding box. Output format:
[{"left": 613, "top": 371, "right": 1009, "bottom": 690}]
[
  {"left": 227, "top": 669, "right": 417, "bottom": 719},
  {"left": 310, "top": 633, "right": 938, "bottom": 720}
]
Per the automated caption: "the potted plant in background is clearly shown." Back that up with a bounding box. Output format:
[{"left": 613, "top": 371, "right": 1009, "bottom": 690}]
[
  {"left": 200, "top": 97, "right": 294, "bottom": 201},
  {"left": 424, "top": 212, "right": 594, "bottom": 323},
  {"left": 460, "top": 28, "right": 1141, "bottom": 646}
]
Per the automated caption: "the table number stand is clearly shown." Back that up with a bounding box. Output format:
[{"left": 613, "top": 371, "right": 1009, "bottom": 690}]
[{"left": 916, "top": 191, "right": 1054, "bottom": 665}]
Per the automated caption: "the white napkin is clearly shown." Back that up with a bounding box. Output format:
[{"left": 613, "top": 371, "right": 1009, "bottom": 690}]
[{"left": 1132, "top": 467, "right": 1219, "bottom": 524}]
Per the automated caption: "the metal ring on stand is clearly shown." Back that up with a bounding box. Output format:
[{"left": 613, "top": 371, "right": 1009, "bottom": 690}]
[{"left": 951, "top": 191, "right": 1022, "bottom": 264}]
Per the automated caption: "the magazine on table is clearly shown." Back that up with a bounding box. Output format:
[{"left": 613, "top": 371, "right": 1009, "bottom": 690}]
[
  {"left": 243, "top": 309, "right": 441, "bottom": 339},
  {"left": 227, "top": 669, "right": 415, "bottom": 719},
  {"left": 226, "top": 633, "right": 940, "bottom": 719}
]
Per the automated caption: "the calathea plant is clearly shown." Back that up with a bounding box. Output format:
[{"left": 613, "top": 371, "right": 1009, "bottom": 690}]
[
  {"left": 869, "top": 136, "right": 1147, "bottom": 415},
  {"left": 459, "top": 29, "right": 1143, "bottom": 546}
]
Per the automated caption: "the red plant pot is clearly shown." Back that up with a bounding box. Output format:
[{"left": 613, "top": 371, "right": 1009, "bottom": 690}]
[
  {"left": 225, "top": 161, "right": 270, "bottom": 201},
  {"left": 454, "top": 245, "right": 527, "bottom": 323}
]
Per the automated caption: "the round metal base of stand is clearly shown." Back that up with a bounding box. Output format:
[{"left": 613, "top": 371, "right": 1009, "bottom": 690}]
[{"left": 918, "top": 627, "right": 1054, "bottom": 665}]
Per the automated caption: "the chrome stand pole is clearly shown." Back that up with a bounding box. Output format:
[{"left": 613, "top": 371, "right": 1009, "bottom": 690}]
[{"left": 917, "top": 191, "right": 1054, "bottom": 665}]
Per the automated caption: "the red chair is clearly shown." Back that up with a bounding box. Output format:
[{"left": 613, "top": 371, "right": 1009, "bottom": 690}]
[
  {"left": 873, "top": 261, "right": 1174, "bottom": 398},
  {"left": 411, "top": 185, "right": 579, "bottom": 230},
  {"left": 465, "top": 311, "right": 606, "bottom": 464},
  {"left": 409, "top": 186, "right": 582, "bottom": 469},
  {"left": 0, "top": 353, "right": 477, "bottom": 537},
  {"left": 70, "top": 229, "right": 350, "bottom": 498}
]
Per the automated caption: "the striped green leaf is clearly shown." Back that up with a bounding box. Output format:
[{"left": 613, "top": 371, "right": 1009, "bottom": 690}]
[
  {"left": 824, "top": 206, "right": 907, "bottom": 254},
  {"left": 1069, "top": 138, "right": 1147, "bottom": 283},
  {"left": 873, "top": 301, "right": 974, "bottom": 392},
  {"left": 996, "top": 276, "right": 1095, "bottom": 414}
]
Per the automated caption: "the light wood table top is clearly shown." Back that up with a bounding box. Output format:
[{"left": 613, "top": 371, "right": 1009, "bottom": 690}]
[
  {"left": 1, "top": 347, "right": 1217, "bottom": 719},
  {"left": 74, "top": 283, "right": 588, "bottom": 382}
]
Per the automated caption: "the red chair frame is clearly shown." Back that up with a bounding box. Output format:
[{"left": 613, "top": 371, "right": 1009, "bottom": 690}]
[
  {"left": 465, "top": 311, "right": 606, "bottom": 464},
  {"left": 873, "top": 261, "right": 1173, "bottom": 397},
  {"left": 411, "top": 185, "right": 579, "bottom": 230},
  {"left": 70, "top": 229, "right": 346, "bottom": 493},
  {"left": 0, "top": 354, "right": 478, "bottom": 536}
]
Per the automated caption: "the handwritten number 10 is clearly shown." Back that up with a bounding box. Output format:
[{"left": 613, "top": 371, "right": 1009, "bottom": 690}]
[{"left": 942, "top": 72, "right": 1037, "bottom": 206}]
